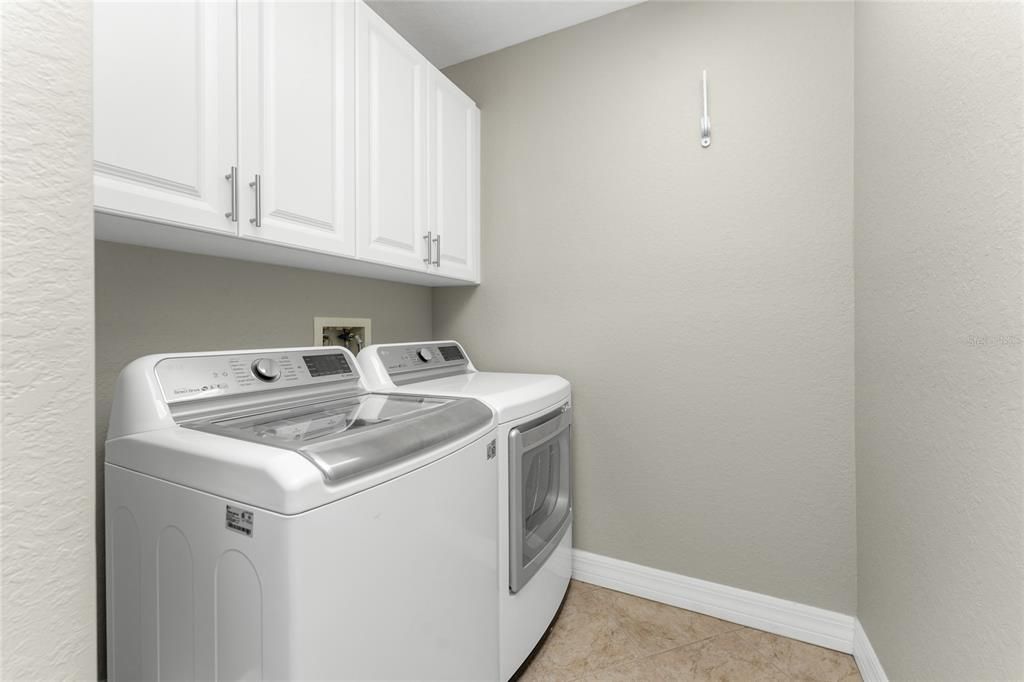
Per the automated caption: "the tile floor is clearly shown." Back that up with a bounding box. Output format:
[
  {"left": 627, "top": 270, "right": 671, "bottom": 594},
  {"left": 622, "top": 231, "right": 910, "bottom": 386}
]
[{"left": 514, "top": 581, "right": 862, "bottom": 682}]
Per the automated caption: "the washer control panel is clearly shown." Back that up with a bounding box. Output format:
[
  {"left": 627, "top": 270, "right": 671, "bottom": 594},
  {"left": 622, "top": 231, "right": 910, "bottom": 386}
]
[
  {"left": 251, "top": 358, "right": 281, "bottom": 382},
  {"left": 378, "top": 343, "right": 469, "bottom": 377},
  {"left": 155, "top": 348, "right": 358, "bottom": 404}
]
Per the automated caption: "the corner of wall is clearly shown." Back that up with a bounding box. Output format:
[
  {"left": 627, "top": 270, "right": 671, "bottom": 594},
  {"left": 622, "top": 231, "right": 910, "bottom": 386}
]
[{"left": 0, "top": 1, "right": 98, "bottom": 678}]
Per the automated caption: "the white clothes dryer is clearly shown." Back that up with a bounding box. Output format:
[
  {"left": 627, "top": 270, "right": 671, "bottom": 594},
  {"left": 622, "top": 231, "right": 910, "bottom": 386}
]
[{"left": 358, "top": 341, "right": 572, "bottom": 681}]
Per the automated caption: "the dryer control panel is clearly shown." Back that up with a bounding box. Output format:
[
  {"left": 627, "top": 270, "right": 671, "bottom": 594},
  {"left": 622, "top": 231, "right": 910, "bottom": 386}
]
[
  {"left": 378, "top": 343, "right": 467, "bottom": 373},
  {"left": 155, "top": 348, "right": 360, "bottom": 405}
]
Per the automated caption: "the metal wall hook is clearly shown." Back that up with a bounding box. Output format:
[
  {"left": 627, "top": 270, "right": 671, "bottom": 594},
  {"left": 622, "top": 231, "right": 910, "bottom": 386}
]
[{"left": 700, "top": 69, "right": 711, "bottom": 148}]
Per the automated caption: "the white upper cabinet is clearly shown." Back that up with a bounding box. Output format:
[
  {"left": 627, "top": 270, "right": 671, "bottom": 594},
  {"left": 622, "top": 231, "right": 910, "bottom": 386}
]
[
  {"left": 429, "top": 74, "right": 481, "bottom": 283},
  {"left": 238, "top": 1, "right": 356, "bottom": 255},
  {"left": 94, "top": 1, "right": 237, "bottom": 234},
  {"left": 354, "top": 2, "right": 430, "bottom": 271},
  {"left": 94, "top": 0, "right": 479, "bottom": 286}
]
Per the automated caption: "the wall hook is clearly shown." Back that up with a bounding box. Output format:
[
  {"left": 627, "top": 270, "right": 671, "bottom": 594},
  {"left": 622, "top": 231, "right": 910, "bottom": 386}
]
[{"left": 700, "top": 69, "right": 711, "bottom": 148}]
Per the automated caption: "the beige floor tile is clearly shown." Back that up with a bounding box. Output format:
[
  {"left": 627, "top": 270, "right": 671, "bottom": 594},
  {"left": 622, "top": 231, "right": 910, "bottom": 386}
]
[
  {"left": 570, "top": 579, "right": 600, "bottom": 594},
  {"left": 604, "top": 591, "right": 743, "bottom": 656},
  {"left": 582, "top": 629, "right": 790, "bottom": 682},
  {"left": 516, "top": 656, "right": 579, "bottom": 682},
  {"left": 515, "top": 586, "right": 863, "bottom": 682},
  {"left": 733, "top": 627, "right": 862, "bottom": 682},
  {"left": 516, "top": 587, "right": 641, "bottom": 679}
]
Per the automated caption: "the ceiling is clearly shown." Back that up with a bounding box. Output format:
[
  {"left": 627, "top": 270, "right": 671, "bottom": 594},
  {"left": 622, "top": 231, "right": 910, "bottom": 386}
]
[{"left": 366, "top": 1, "right": 644, "bottom": 69}]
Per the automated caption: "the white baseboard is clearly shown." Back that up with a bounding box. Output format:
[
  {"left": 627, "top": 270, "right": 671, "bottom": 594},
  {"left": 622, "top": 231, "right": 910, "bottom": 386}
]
[
  {"left": 852, "top": 619, "right": 889, "bottom": 682},
  {"left": 572, "top": 549, "right": 855, "bottom": 654}
]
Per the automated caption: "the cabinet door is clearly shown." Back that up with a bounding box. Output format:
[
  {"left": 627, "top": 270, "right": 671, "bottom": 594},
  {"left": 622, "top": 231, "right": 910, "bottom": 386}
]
[
  {"left": 355, "top": 2, "right": 429, "bottom": 270},
  {"left": 94, "top": 1, "right": 237, "bottom": 234},
  {"left": 429, "top": 74, "right": 481, "bottom": 283},
  {"left": 238, "top": 1, "right": 356, "bottom": 255}
]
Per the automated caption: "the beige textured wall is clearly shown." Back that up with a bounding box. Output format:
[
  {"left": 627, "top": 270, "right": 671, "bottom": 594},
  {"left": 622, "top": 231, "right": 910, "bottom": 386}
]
[
  {"left": 855, "top": 2, "right": 1024, "bottom": 679},
  {"left": 94, "top": 239, "right": 432, "bottom": 675},
  {"left": 0, "top": 1, "right": 97, "bottom": 678},
  {"left": 437, "top": 1, "right": 857, "bottom": 614}
]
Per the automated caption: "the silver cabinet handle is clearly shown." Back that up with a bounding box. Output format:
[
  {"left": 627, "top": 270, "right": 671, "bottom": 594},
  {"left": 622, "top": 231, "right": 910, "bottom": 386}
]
[
  {"left": 248, "top": 174, "right": 261, "bottom": 227},
  {"left": 423, "top": 231, "right": 432, "bottom": 264},
  {"left": 225, "top": 166, "right": 238, "bottom": 222},
  {"left": 432, "top": 233, "right": 441, "bottom": 267}
]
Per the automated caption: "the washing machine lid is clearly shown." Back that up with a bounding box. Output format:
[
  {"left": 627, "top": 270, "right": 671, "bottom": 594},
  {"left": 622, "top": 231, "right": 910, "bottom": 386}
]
[
  {"left": 389, "top": 372, "right": 570, "bottom": 424},
  {"left": 358, "top": 342, "right": 571, "bottom": 424},
  {"left": 186, "top": 392, "right": 492, "bottom": 483}
]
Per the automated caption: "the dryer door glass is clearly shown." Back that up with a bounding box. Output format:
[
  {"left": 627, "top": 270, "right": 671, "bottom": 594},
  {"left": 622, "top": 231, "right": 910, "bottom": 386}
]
[{"left": 509, "top": 405, "right": 572, "bottom": 593}]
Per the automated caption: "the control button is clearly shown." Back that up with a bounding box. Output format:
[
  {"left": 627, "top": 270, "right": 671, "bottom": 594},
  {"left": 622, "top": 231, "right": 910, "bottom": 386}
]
[
  {"left": 417, "top": 348, "right": 434, "bottom": 363},
  {"left": 251, "top": 358, "right": 281, "bottom": 382}
]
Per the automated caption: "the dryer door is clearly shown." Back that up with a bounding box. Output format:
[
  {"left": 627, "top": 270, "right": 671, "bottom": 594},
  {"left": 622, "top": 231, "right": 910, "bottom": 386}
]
[{"left": 509, "top": 404, "right": 572, "bottom": 593}]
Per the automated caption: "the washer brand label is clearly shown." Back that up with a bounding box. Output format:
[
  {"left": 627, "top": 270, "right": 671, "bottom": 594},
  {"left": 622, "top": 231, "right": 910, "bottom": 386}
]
[
  {"left": 225, "top": 505, "right": 254, "bottom": 537},
  {"left": 487, "top": 440, "right": 497, "bottom": 460}
]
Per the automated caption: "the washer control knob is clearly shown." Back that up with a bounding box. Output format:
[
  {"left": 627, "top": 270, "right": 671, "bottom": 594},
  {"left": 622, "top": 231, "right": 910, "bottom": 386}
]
[
  {"left": 417, "top": 348, "right": 434, "bottom": 363},
  {"left": 251, "top": 358, "right": 281, "bottom": 382}
]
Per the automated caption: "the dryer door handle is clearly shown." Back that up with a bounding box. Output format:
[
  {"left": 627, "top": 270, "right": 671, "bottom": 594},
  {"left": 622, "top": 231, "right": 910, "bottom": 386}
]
[{"left": 510, "top": 405, "right": 571, "bottom": 456}]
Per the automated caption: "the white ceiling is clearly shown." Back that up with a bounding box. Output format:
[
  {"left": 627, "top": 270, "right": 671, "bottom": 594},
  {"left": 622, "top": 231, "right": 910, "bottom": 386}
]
[{"left": 366, "top": 1, "right": 644, "bottom": 69}]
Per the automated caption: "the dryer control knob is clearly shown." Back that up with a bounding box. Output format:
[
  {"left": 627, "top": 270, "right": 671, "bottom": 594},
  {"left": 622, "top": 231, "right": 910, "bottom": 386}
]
[
  {"left": 417, "top": 348, "right": 434, "bottom": 362},
  {"left": 251, "top": 358, "right": 281, "bottom": 382}
]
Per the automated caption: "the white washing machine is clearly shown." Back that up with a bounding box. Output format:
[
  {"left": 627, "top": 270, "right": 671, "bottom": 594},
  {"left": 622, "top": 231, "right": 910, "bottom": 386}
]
[
  {"left": 105, "top": 346, "right": 500, "bottom": 681},
  {"left": 358, "top": 341, "right": 573, "bottom": 681}
]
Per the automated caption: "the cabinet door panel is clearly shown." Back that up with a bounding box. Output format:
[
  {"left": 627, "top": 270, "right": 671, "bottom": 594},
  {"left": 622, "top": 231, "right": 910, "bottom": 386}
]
[
  {"left": 430, "top": 76, "right": 480, "bottom": 282},
  {"left": 94, "top": 1, "right": 236, "bottom": 233},
  {"left": 238, "top": 1, "right": 356, "bottom": 255},
  {"left": 355, "top": 3, "right": 428, "bottom": 270}
]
